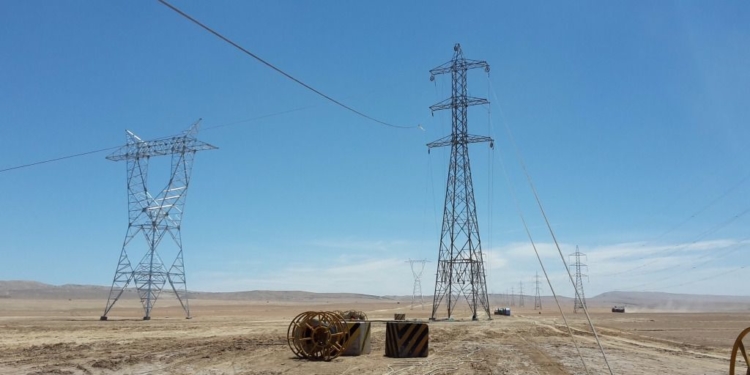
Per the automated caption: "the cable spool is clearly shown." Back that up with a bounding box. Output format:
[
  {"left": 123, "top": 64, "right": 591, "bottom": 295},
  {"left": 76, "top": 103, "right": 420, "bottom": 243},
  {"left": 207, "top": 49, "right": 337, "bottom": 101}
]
[
  {"left": 730, "top": 327, "right": 750, "bottom": 374},
  {"left": 394, "top": 313, "right": 406, "bottom": 321},
  {"left": 287, "top": 311, "right": 349, "bottom": 361}
]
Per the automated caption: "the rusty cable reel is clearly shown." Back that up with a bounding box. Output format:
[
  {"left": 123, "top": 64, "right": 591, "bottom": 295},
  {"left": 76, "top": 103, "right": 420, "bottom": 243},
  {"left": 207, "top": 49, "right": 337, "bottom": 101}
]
[
  {"left": 730, "top": 327, "right": 750, "bottom": 375},
  {"left": 287, "top": 311, "right": 349, "bottom": 361}
]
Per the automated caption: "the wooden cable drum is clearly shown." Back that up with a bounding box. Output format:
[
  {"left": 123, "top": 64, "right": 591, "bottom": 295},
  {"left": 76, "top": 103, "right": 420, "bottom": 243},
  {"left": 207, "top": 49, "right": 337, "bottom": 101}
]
[
  {"left": 730, "top": 327, "right": 750, "bottom": 374},
  {"left": 287, "top": 311, "right": 349, "bottom": 361}
]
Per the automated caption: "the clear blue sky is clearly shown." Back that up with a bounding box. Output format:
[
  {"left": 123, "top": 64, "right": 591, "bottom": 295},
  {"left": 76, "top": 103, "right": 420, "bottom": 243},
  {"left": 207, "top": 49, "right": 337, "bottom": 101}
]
[{"left": 1, "top": 1, "right": 748, "bottom": 298}]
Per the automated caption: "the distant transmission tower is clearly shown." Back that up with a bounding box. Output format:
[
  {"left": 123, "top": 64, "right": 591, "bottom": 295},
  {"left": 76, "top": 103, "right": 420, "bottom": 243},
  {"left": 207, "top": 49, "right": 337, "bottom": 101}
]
[
  {"left": 570, "top": 246, "right": 589, "bottom": 314},
  {"left": 510, "top": 286, "right": 516, "bottom": 307},
  {"left": 428, "top": 43, "right": 493, "bottom": 321},
  {"left": 100, "top": 121, "right": 217, "bottom": 320},
  {"left": 407, "top": 259, "right": 429, "bottom": 309},
  {"left": 519, "top": 281, "right": 525, "bottom": 307},
  {"left": 534, "top": 272, "right": 542, "bottom": 310}
]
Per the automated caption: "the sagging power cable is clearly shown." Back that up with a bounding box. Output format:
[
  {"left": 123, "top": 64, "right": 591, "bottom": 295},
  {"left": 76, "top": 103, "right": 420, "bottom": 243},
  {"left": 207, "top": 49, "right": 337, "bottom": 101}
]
[
  {"left": 0, "top": 146, "right": 121, "bottom": 173},
  {"left": 607, "top": 171, "right": 750, "bottom": 276},
  {"left": 158, "top": 0, "right": 417, "bottom": 130},
  {"left": 496, "top": 143, "right": 591, "bottom": 375},
  {"left": 620, "top": 236, "right": 750, "bottom": 291},
  {"left": 489, "top": 79, "right": 614, "bottom": 375},
  {"left": 644, "top": 264, "right": 747, "bottom": 292},
  {"left": 612, "top": 206, "right": 750, "bottom": 278},
  {"left": 0, "top": 106, "right": 309, "bottom": 174}
]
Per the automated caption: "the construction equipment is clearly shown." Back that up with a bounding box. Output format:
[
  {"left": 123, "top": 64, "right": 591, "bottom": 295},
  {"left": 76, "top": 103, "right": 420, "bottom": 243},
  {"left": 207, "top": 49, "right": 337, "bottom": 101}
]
[{"left": 611, "top": 306, "right": 625, "bottom": 313}]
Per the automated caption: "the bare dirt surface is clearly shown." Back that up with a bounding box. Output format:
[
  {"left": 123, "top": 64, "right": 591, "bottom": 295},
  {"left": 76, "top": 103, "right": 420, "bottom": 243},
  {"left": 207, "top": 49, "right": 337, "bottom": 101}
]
[{"left": 0, "top": 295, "right": 745, "bottom": 375}]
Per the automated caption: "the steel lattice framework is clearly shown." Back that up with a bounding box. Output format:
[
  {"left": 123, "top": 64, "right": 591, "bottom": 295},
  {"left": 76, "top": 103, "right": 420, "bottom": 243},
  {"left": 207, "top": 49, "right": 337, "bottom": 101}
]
[
  {"left": 428, "top": 44, "right": 492, "bottom": 321},
  {"left": 407, "top": 259, "right": 429, "bottom": 310},
  {"left": 570, "top": 246, "right": 588, "bottom": 314},
  {"left": 100, "top": 120, "right": 216, "bottom": 320},
  {"left": 534, "top": 271, "right": 543, "bottom": 310}
]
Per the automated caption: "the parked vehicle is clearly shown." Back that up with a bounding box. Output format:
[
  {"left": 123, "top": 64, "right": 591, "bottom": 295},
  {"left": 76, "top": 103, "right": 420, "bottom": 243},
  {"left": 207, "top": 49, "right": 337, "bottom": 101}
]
[{"left": 494, "top": 307, "right": 511, "bottom": 316}]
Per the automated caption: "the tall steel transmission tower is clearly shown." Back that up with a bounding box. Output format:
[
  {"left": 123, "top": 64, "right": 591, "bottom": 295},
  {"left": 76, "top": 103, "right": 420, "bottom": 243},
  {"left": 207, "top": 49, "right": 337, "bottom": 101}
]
[
  {"left": 510, "top": 286, "right": 516, "bottom": 307},
  {"left": 407, "top": 259, "right": 429, "bottom": 310},
  {"left": 518, "top": 281, "right": 525, "bottom": 307},
  {"left": 570, "top": 246, "right": 588, "bottom": 314},
  {"left": 100, "top": 121, "right": 216, "bottom": 320},
  {"left": 534, "top": 272, "right": 542, "bottom": 310},
  {"left": 428, "top": 43, "right": 493, "bottom": 321}
]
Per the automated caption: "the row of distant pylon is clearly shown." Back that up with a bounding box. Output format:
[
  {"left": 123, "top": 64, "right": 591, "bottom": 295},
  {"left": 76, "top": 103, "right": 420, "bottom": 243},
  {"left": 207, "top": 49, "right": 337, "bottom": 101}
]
[
  {"left": 500, "top": 273, "right": 544, "bottom": 310},
  {"left": 410, "top": 245, "right": 589, "bottom": 313},
  {"left": 498, "top": 247, "right": 589, "bottom": 313}
]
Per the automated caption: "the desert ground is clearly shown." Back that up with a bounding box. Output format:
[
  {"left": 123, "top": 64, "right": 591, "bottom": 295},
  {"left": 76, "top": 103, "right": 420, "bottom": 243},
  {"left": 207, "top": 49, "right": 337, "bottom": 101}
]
[{"left": 0, "top": 285, "right": 749, "bottom": 374}]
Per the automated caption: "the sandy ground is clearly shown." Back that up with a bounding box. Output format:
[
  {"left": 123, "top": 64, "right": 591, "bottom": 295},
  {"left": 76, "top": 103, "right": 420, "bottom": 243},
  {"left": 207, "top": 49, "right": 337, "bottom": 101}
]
[{"left": 0, "top": 297, "right": 746, "bottom": 374}]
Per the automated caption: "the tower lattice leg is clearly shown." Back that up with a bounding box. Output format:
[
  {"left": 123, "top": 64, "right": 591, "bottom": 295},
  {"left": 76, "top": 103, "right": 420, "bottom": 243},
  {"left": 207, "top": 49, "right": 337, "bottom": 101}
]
[
  {"left": 168, "top": 246, "right": 191, "bottom": 318},
  {"left": 101, "top": 246, "right": 135, "bottom": 320}
]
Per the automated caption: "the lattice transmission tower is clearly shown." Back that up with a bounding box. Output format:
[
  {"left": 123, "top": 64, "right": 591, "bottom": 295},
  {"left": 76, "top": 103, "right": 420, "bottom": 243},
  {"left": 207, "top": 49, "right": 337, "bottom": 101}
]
[
  {"left": 570, "top": 246, "right": 588, "bottom": 314},
  {"left": 428, "top": 43, "right": 493, "bottom": 321},
  {"left": 534, "top": 271, "right": 542, "bottom": 310},
  {"left": 510, "top": 286, "right": 516, "bottom": 307},
  {"left": 407, "top": 259, "right": 429, "bottom": 310},
  {"left": 100, "top": 120, "right": 217, "bottom": 320},
  {"left": 518, "top": 281, "right": 525, "bottom": 307}
]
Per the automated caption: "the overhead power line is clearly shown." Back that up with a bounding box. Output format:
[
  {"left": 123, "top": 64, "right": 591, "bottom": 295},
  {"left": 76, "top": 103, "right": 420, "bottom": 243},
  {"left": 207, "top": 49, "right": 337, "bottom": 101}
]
[
  {"left": 609, "top": 205, "right": 750, "bottom": 277},
  {"left": 0, "top": 146, "right": 120, "bottom": 173},
  {"left": 489, "top": 79, "right": 610, "bottom": 374},
  {"left": 604, "top": 170, "right": 750, "bottom": 277},
  {"left": 157, "top": 0, "right": 415, "bottom": 130},
  {"left": 2, "top": 3, "right": 420, "bottom": 174},
  {"left": 0, "top": 107, "right": 308, "bottom": 174}
]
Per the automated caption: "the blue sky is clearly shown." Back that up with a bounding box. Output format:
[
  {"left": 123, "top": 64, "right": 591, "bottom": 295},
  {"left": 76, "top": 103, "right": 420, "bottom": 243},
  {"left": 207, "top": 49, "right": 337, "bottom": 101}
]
[{"left": 1, "top": 1, "right": 748, "bottom": 298}]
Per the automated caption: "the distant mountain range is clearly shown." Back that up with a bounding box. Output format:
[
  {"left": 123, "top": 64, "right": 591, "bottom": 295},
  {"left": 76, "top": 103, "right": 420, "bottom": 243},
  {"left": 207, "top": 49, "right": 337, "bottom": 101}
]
[
  {"left": 0, "top": 280, "right": 388, "bottom": 301},
  {"left": 2, "top": 281, "right": 750, "bottom": 312}
]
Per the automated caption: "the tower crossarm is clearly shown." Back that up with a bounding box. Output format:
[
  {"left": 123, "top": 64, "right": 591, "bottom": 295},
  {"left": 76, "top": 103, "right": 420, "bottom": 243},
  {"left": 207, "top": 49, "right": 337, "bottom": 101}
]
[
  {"left": 106, "top": 137, "right": 216, "bottom": 161},
  {"left": 427, "top": 134, "right": 494, "bottom": 150},
  {"left": 429, "top": 96, "right": 489, "bottom": 113},
  {"left": 430, "top": 57, "right": 489, "bottom": 78}
]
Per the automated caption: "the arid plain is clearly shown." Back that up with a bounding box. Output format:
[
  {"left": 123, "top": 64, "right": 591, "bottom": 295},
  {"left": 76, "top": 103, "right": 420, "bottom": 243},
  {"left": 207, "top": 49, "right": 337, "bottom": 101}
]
[{"left": 1, "top": 282, "right": 749, "bottom": 375}]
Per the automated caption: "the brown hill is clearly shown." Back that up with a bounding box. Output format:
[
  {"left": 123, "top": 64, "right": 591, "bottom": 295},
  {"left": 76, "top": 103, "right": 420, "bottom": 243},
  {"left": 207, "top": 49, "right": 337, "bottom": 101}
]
[
  {"left": 0, "top": 280, "right": 386, "bottom": 302},
  {"left": 3, "top": 281, "right": 750, "bottom": 312}
]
